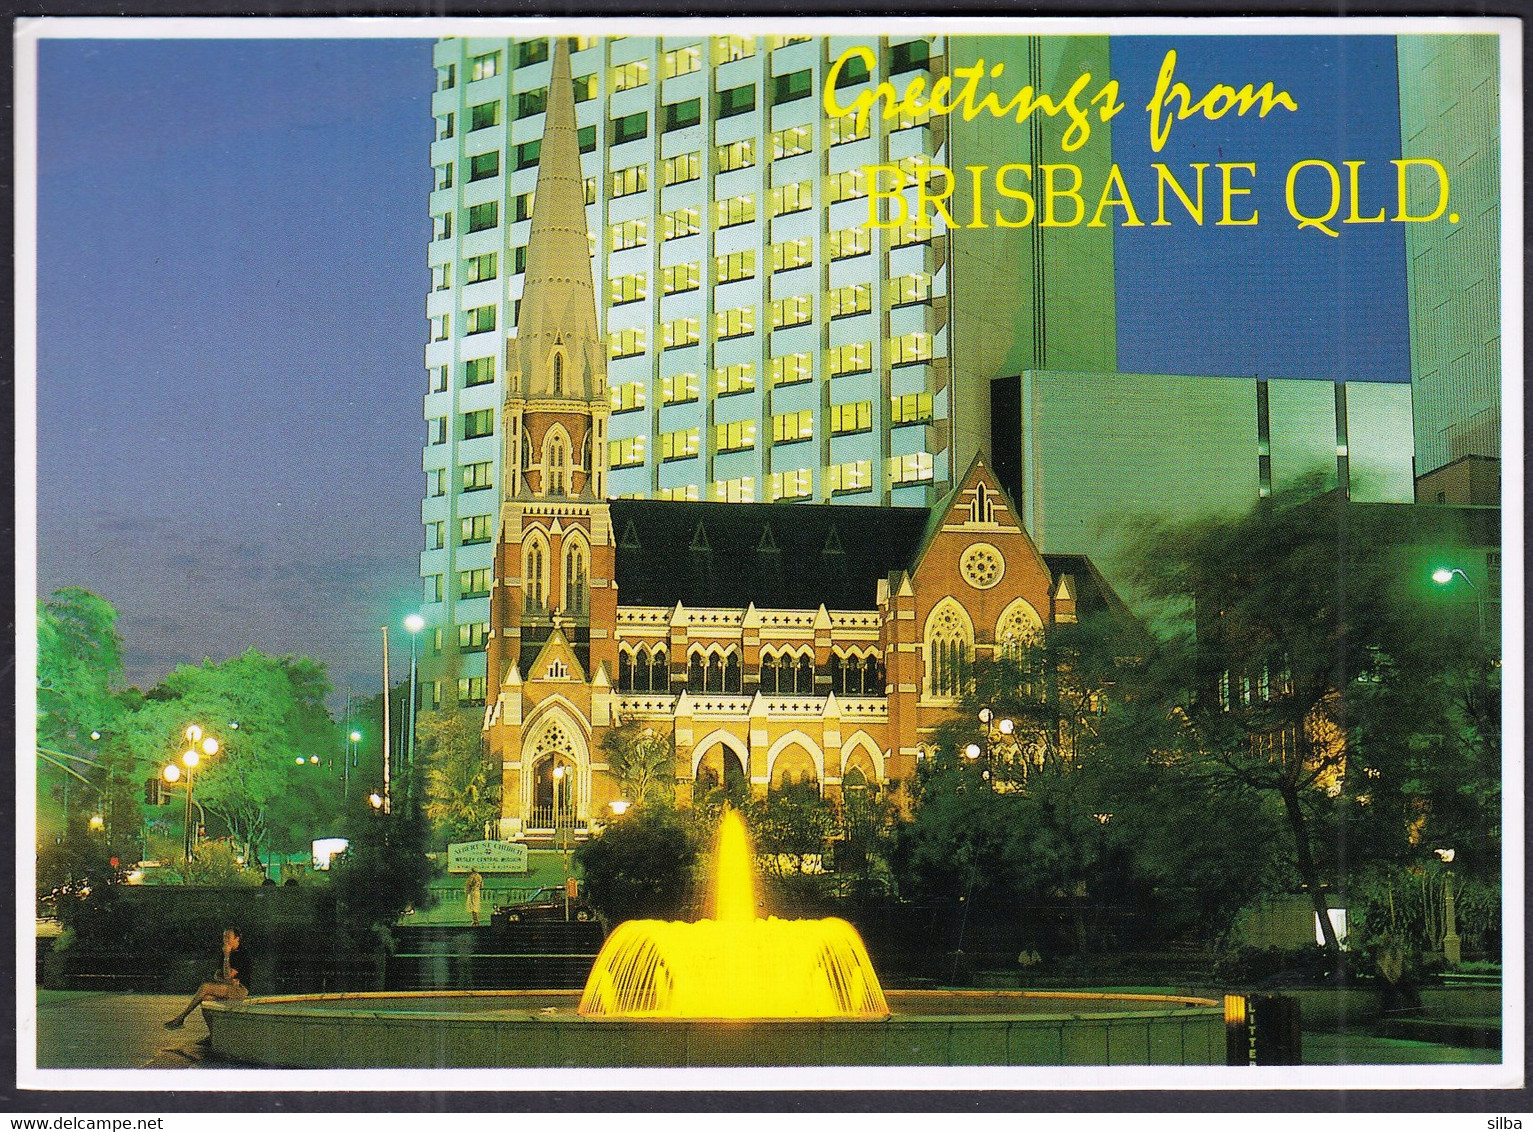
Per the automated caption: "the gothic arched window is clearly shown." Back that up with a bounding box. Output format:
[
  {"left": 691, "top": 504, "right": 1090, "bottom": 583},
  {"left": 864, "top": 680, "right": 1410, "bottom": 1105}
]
[
  {"left": 546, "top": 435, "right": 567, "bottom": 495},
  {"left": 563, "top": 539, "right": 588, "bottom": 615},
  {"left": 523, "top": 538, "right": 547, "bottom": 614},
  {"left": 552, "top": 349, "right": 565, "bottom": 396},
  {"left": 926, "top": 601, "right": 972, "bottom": 698},
  {"left": 996, "top": 600, "right": 1044, "bottom": 662},
  {"left": 970, "top": 482, "right": 994, "bottom": 525}
]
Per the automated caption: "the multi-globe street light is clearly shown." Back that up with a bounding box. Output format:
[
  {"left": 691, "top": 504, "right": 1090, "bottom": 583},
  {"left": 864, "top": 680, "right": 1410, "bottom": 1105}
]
[{"left": 162, "top": 724, "right": 219, "bottom": 875}]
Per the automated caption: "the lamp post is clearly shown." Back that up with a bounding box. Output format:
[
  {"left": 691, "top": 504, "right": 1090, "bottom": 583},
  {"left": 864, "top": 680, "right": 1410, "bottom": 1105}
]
[
  {"left": 404, "top": 614, "right": 425, "bottom": 802},
  {"left": 346, "top": 730, "right": 361, "bottom": 802},
  {"left": 1432, "top": 567, "right": 1484, "bottom": 633},
  {"left": 552, "top": 764, "right": 570, "bottom": 871},
  {"left": 964, "top": 706, "right": 1016, "bottom": 786},
  {"left": 1434, "top": 847, "right": 1460, "bottom": 966},
  {"left": 164, "top": 725, "right": 219, "bottom": 879}
]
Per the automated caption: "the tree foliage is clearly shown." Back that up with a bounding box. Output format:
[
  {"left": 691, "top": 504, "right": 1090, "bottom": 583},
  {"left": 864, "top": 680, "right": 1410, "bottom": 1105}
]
[
  {"left": 417, "top": 707, "right": 499, "bottom": 846},
  {"left": 575, "top": 803, "right": 698, "bottom": 923},
  {"left": 330, "top": 798, "right": 437, "bottom": 949},
  {"left": 600, "top": 719, "right": 678, "bottom": 807}
]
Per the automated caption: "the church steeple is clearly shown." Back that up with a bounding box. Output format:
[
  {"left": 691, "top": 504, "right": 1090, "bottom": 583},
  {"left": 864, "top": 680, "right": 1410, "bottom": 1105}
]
[{"left": 503, "top": 35, "right": 609, "bottom": 502}]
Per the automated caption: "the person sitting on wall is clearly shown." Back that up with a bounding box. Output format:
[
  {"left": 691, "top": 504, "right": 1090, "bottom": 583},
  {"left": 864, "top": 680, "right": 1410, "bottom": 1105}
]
[{"left": 164, "top": 927, "right": 250, "bottom": 1029}]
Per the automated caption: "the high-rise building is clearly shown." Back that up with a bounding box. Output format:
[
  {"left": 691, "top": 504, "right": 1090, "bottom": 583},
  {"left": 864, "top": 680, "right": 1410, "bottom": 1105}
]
[
  {"left": 420, "top": 32, "right": 1116, "bottom": 707},
  {"left": 1396, "top": 34, "right": 1502, "bottom": 481}
]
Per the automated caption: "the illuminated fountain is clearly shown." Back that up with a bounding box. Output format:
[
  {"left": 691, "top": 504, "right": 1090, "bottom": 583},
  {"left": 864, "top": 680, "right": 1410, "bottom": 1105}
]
[
  {"left": 203, "top": 809, "right": 1224, "bottom": 1068},
  {"left": 579, "top": 811, "right": 887, "bottom": 1020}
]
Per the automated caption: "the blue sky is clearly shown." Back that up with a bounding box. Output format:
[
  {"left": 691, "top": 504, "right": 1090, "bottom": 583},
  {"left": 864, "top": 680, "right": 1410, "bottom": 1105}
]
[{"left": 33, "top": 32, "right": 1412, "bottom": 699}]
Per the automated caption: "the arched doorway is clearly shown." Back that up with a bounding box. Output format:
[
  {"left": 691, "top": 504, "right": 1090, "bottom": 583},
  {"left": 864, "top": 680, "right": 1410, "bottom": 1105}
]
[
  {"left": 769, "top": 743, "right": 819, "bottom": 795},
  {"left": 693, "top": 741, "right": 748, "bottom": 804},
  {"left": 523, "top": 714, "right": 583, "bottom": 831}
]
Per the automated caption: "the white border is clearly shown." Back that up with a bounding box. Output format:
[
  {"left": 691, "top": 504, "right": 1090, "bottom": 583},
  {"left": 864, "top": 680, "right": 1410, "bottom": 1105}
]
[{"left": 14, "top": 13, "right": 1525, "bottom": 1097}]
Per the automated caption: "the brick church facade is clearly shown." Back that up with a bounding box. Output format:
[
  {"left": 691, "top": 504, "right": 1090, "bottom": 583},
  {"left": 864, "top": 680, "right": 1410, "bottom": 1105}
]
[{"left": 483, "top": 39, "right": 1121, "bottom": 840}]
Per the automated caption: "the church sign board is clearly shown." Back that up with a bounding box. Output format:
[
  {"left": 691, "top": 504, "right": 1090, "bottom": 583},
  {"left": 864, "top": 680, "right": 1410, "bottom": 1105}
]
[{"left": 447, "top": 839, "right": 529, "bottom": 875}]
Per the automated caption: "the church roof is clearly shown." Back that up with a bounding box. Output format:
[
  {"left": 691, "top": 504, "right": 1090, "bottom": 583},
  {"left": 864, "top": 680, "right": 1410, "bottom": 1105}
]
[{"left": 609, "top": 499, "right": 930, "bottom": 610}]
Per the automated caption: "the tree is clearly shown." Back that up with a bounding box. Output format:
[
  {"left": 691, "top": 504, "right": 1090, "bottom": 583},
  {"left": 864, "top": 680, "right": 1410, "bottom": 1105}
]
[
  {"left": 600, "top": 719, "right": 678, "bottom": 807},
  {"left": 331, "top": 797, "right": 437, "bottom": 950},
  {"left": 575, "top": 804, "right": 698, "bottom": 923},
  {"left": 417, "top": 706, "right": 500, "bottom": 845},
  {"left": 120, "top": 650, "right": 340, "bottom": 870},
  {"left": 744, "top": 783, "right": 836, "bottom": 878}
]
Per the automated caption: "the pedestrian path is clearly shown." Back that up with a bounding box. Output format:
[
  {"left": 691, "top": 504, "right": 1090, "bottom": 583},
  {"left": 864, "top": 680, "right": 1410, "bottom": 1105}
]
[{"left": 34, "top": 991, "right": 208, "bottom": 1069}]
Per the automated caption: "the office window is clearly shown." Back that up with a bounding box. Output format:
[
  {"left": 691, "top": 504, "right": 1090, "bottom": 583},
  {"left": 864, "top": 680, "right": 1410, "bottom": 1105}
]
[
  {"left": 470, "top": 51, "right": 500, "bottom": 81},
  {"left": 768, "top": 181, "right": 812, "bottom": 218},
  {"left": 768, "top": 469, "right": 812, "bottom": 501},
  {"left": 660, "top": 428, "right": 700, "bottom": 462},
  {"left": 827, "top": 168, "right": 867, "bottom": 203},
  {"left": 428, "top": 416, "right": 447, "bottom": 445},
  {"left": 890, "top": 273, "right": 931, "bottom": 306},
  {"left": 895, "top": 101, "right": 932, "bottom": 130},
  {"left": 833, "top": 52, "right": 871, "bottom": 88},
  {"left": 663, "top": 44, "right": 702, "bottom": 78},
  {"left": 430, "top": 313, "right": 450, "bottom": 341},
  {"left": 890, "top": 39, "right": 931, "bottom": 74},
  {"left": 714, "top": 476, "right": 755, "bottom": 503},
  {"left": 436, "top": 64, "right": 455, "bottom": 91},
  {"left": 892, "top": 391, "right": 934, "bottom": 425},
  {"left": 892, "top": 218, "right": 931, "bottom": 248},
  {"left": 425, "top": 573, "right": 444, "bottom": 603},
  {"left": 714, "top": 362, "right": 755, "bottom": 396},
  {"left": 573, "top": 75, "right": 596, "bottom": 103},
  {"left": 770, "top": 352, "right": 812, "bottom": 387},
  {"left": 467, "top": 201, "right": 498, "bottom": 233},
  {"left": 772, "top": 409, "right": 813, "bottom": 444},
  {"left": 715, "top": 84, "right": 756, "bottom": 120},
  {"left": 613, "top": 59, "right": 649, "bottom": 92},
  {"left": 716, "top": 138, "right": 756, "bottom": 172},
  {"left": 515, "top": 140, "right": 541, "bottom": 170},
  {"left": 429, "top": 365, "right": 448, "bottom": 393},
  {"left": 435, "top": 112, "right": 454, "bottom": 140},
  {"left": 769, "top": 237, "right": 812, "bottom": 273},
  {"left": 609, "top": 328, "right": 646, "bottom": 358},
  {"left": 714, "top": 305, "right": 755, "bottom": 340},
  {"left": 771, "top": 69, "right": 812, "bottom": 105},
  {"left": 465, "top": 251, "right": 498, "bottom": 284},
  {"left": 457, "top": 676, "right": 487, "bottom": 706},
  {"left": 766, "top": 34, "right": 812, "bottom": 50},
  {"left": 610, "top": 219, "right": 648, "bottom": 251},
  {"left": 715, "top": 419, "right": 756, "bottom": 453},
  {"left": 513, "top": 246, "right": 527, "bottom": 273},
  {"left": 891, "top": 452, "right": 935, "bottom": 485},
  {"left": 662, "top": 372, "right": 700, "bottom": 404},
  {"left": 611, "top": 111, "right": 649, "bottom": 145},
  {"left": 512, "top": 191, "right": 535, "bottom": 223},
  {"left": 661, "top": 261, "right": 700, "bottom": 294},
  {"left": 715, "top": 249, "right": 756, "bottom": 284},
  {"left": 889, "top": 331, "right": 933, "bottom": 364},
  {"left": 663, "top": 97, "right": 702, "bottom": 132},
  {"left": 663, "top": 151, "right": 701, "bottom": 186},
  {"left": 516, "top": 88, "right": 547, "bottom": 119},
  {"left": 827, "top": 460, "right": 873, "bottom": 495},
  {"left": 608, "top": 272, "right": 647, "bottom": 305},
  {"left": 469, "top": 101, "right": 501, "bottom": 132},
  {"left": 828, "top": 283, "right": 872, "bottom": 319},
  {"left": 458, "top": 622, "right": 490, "bottom": 651},
  {"left": 662, "top": 207, "right": 701, "bottom": 240},
  {"left": 656, "top": 485, "right": 700, "bottom": 501},
  {"left": 609, "top": 435, "right": 646, "bottom": 468},
  {"left": 769, "top": 295, "right": 811, "bottom": 330},
  {"left": 516, "top": 39, "right": 549, "bottom": 68},
  {"left": 831, "top": 400, "right": 873, "bottom": 435},
  {"left": 827, "top": 341, "right": 872, "bottom": 377},
  {"left": 428, "top": 468, "right": 447, "bottom": 497},
  {"left": 426, "top": 520, "right": 446, "bottom": 550},
  {"left": 827, "top": 113, "right": 871, "bottom": 145},
  {"left": 460, "top": 514, "right": 493, "bottom": 544},
  {"left": 715, "top": 194, "right": 756, "bottom": 228},
  {"left": 713, "top": 35, "right": 756, "bottom": 64},
  {"left": 465, "top": 304, "right": 497, "bottom": 335},
  {"left": 462, "top": 461, "right": 494, "bottom": 491},
  {"left": 578, "top": 125, "right": 596, "bottom": 154},
  {"left": 433, "top": 213, "right": 453, "bottom": 241},
  {"left": 610, "top": 382, "right": 646, "bottom": 413},
  {"left": 828, "top": 227, "right": 871, "bottom": 260},
  {"left": 462, "top": 408, "right": 495, "bottom": 439},
  {"left": 468, "top": 151, "right": 499, "bottom": 182},
  {"left": 434, "top": 162, "right": 454, "bottom": 191},
  {"left": 459, "top": 568, "right": 492, "bottom": 598},
  {"left": 610, "top": 164, "right": 648, "bottom": 198},
  {"left": 662, "top": 317, "right": 701, "bottom": 350},
  {"left": 771, "top": 125, "right": 812, "bottom": 159},
  {"left": 432, "top": 262, "right": 452, "bottom": 291},
  {"left": 584, "top": 176, "right": 597, "bottom": 205},
  {"left": 568, "top": 35, "right": 599, "bottom": 52},
  {"left": 464, "top": 357, "right": 496, "bottom": 387}
]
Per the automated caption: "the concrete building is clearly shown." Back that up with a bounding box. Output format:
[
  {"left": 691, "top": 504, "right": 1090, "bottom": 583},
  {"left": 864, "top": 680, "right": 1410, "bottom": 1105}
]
[
  {"left": 989, "top": 369, "right": 1417, "bottom": 607},
  {"left": 1396, "top": 34, "right": 1503, "bottom": 479},
  {"left": 420, "top": 32, "right": 1116, "bottom": 707}
]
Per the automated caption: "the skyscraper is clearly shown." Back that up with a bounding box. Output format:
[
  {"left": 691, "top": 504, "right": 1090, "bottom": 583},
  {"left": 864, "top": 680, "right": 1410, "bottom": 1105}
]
[{"left": 420, "top": 32, "right": 1116, "bottom": 707}]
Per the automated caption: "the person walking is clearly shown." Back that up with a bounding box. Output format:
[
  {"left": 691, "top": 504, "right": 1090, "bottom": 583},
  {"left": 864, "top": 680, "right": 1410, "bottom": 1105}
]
[
  {"left": 464, "top": 867, "right": 484, "bottom": 927},
  {"left": 164, "top": 927, "right": 250, "bottom": 1029}
]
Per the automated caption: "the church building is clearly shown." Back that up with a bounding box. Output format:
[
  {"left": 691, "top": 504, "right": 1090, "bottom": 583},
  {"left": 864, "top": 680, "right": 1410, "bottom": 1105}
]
[{"left": 483, "top": 39, "right": 1123, "bottom": 840}]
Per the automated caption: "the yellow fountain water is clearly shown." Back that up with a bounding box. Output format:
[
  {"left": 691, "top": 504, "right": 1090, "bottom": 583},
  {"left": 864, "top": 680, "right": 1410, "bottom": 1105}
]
[{"left": 577, "top": 810, "right": 889, "bottom": 1019}]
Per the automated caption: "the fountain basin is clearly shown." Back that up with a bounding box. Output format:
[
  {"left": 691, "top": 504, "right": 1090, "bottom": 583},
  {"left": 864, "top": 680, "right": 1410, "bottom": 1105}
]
[{"left": 203, "top": 989, "right": 1225, "bottom": 1068}]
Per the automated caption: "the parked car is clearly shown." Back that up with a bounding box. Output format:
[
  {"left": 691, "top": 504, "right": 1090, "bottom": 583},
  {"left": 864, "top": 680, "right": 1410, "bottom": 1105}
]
[{"left": 493, "top": 885, "right": 598, "bottom": 925}]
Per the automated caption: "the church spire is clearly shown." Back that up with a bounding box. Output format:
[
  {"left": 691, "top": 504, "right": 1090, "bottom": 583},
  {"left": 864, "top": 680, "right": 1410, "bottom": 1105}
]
[{"left": 510, "top": 35, "right": 605, "bottom": 405}]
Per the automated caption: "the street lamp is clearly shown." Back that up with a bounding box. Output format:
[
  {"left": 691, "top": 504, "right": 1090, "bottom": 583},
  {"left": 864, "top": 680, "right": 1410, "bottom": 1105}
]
[
  {"left": 1432, "top": 567, "right": 1484, "bottom": 632},
  {"left": 346, "top": 730, "right": 362, "bottom": 802},
  {"left": 404, "top": 613, "right": 425, "bottom": 801},
  {"left": 1433, "top": 847, "right": 1460, "bottom": 966},
  {"left": 552, "top": 764, "right": 570, "bottom": 870},
  {"left": 165, "top": 725, "right": 219, "bottom": 878}
]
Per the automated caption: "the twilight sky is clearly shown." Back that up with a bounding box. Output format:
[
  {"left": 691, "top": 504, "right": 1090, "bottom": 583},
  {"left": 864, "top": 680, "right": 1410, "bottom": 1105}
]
[{"left": 31, "top": 30, "right": 1411, "bottom": 701}]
